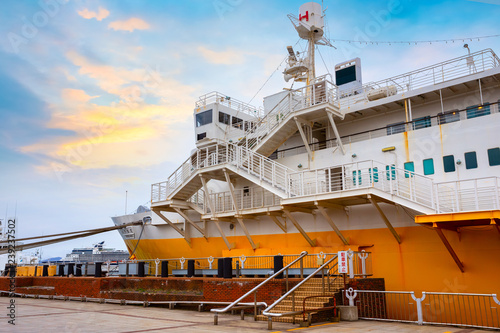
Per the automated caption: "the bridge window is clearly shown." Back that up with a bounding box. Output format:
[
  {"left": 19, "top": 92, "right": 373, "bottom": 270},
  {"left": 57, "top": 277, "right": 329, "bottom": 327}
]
[
  {"left": 387, "top": 122, "right": 405, "bottom": 136},
  {"left": 404, "top": 162, "right": 414, "bottom": 178},
  {"left": 443, "top": 155, "right": 456, "bottom": 173},
  {"left": 369, "top": 167, "right": 379, "bottom": 183},
  {"left": 386, "top": 165, "right": 396, "bottom": 180},
  {"left": 438, "top": 110, "right": 460, "bottom": 124},
  {"left": 219, "top": 111, "right": 230, "bottom": 125},
  {"left": 466, "top": 104, "right": 490, "bottom": 119},
  {"left": 353, "top": 170, "right": 362, "bottom": 185},
  {"left": 423, "top": 158, "right": 434, "bottom": 175},
  {"left": 464, "top": 151, "right": 478, "bottom": 169},
  {"left": 488, "top": 148, "right": 500, "bottom": 166},
  {"left": 196, "top": 109, "right": 213, "bottom": 127},
  {"left": 197, "top": 132, "right": 207, "bottom": 141},
  {"left": 232, "top": 116, "right": 243, "bottom": 129},
  {"left": 412, "top": 116, "right": 431, "bottom": 130}
]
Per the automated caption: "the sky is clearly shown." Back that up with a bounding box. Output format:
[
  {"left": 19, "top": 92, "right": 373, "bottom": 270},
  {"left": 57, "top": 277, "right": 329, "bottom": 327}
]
[{"left": 1, "top": 0, "right": 499, "bottom": 259}]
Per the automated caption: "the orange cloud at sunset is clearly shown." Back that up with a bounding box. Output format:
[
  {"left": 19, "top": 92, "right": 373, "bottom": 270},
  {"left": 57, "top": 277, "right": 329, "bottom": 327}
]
[
  {"left": 77, "top": 7, "right": 110, "bottom": 21},
  {"left": 108, "top": 18, "right": 151, "bottom": 32}
]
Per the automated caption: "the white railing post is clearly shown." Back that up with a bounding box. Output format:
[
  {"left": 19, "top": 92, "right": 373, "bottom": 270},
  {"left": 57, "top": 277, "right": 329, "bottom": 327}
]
[
  {"left": 347, "top": 250, "right": 354, "bottom": 279},
  {"left": 410, "top": 292, "right": 426, "bottom": 325},
  {"left": 346, "top": 288, "right": 357, "bottom": 307},
  {"left": 315, "top": 169, "right": 319, "bottom": 195},
  {"left": 358, "top": 251, "right": 368, "bottom": 278}
]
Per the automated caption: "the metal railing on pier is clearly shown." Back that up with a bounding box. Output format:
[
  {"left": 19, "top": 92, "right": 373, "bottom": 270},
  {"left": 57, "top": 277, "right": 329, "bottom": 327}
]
[{"left": 344, "top": 288, "right": 500, "bottom": 330}]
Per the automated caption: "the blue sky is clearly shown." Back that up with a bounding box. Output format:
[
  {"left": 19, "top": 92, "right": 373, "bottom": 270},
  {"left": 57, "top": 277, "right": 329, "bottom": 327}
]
[{"left": 1, "top": 0, "right": 499, "bottom": 258}]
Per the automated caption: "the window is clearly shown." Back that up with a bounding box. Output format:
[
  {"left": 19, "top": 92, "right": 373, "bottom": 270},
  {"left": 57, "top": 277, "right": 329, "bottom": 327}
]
[
  {"left": 244, "top": 121, "right": 254, "bottom": 132},
  {"left": 386, "top": 165, "right": 396, "bottom": 180},
  {"left": 404, "top": 162, "right": 414, "bottom": 178},
  {"left": 412, "top": 116, "right": 431, "bottom": 130},
  {"left": 443, "top": 155, "right": 456, "bottom": 173},
  {"left": 335, "top": 65, "right": 356, "bottom": 86},
  {"left": 438, "top": 110, "right": 460, "bottom": 124},
  {"left": 488, "top": 148, "right": 500, "bottom": 166},
  {"left": 219, "top": 111, "right": 230, "bottom": 125},
  {"left": 197, "top": 132, "right": 207, "bottom": 141},
  {"left": 352, "top": 170, "right": 362, "bottom": 185},
  {"left": 464, "top": 151, "right": 478, "bottom": 169},
  {"left": 196, "top": 109, "right": 213, "bottom": 127},
  {"left": 232, "top": 116, "right": 243, "bottom": 129},
  {"left": 466, "top": 104, "right": 491, "bottom": 119},
  {"left": 369, "top": 167, "right": 379, "bottom": 183},
  {"left": 387, "top": 122, "right": 406, "bottom": 136},
  {"left": 423, "top": 158, "right": 434, "bottom": 175}
]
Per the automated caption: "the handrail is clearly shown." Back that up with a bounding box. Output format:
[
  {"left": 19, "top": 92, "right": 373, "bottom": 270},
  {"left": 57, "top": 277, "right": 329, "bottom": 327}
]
[
  {"left": 211, "top": 251, "right": 308, "bottom": 325},
  {"left": 262, "top": 255, "right": 338, "bottom": 321}
]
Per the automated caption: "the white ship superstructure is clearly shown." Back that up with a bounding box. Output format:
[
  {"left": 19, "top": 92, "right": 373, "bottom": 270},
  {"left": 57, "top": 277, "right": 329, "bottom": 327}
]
[{"left": 112, "top": 2, "right": 500, "bottom": 293}]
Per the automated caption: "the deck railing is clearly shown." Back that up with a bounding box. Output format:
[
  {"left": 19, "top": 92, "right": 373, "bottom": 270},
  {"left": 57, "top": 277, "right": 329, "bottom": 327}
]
[
  {"left": 195, "top": 91, "right": 263, "bottom": 118},
  {"left": 344, "top": 288, "right": 500, "bottom": 330},
  {"left": 337, "top": 48, "right": 500, "bottom": 109}
]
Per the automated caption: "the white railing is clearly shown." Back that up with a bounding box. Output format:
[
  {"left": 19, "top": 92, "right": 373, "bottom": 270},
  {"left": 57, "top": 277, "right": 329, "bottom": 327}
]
[
  {"left": 287, "top": 160, "right": 435, "bottom": 210},
  {"left": 345, "top": 288, "right": 500, "bottom": 330},
  {"left": 195, "top": 91, "right": 263, "bottom": 118},
  {"left": 207, "top": 187, "right": 281, "bottom": 215},
  {"left": 151, "top": 142, "right": 294, "bottom": 202},
  {"left": 434, "top": 177, "right": 500, "bottom": 213},
  {"left": 337, "top": 48, "right": 500, "bottom": 109},
  {"left": 242, "top": 76, "right": 337, "bottom": 150}
]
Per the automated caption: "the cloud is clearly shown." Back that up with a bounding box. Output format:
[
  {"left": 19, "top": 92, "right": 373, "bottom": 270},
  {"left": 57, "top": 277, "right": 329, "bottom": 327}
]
[
  {"left": 78, "top": 7, "right": 110, "bottom": 21},
  {"left": 62, "top": 89, "right": 98, "bottom": 104},
  {"left": 197, "top": 46, "right": 246, "bottom": 65},
  {"left": 108, "top": 18, "right": 151, "bottom": 32},
  {"left": 66, "top": 50, "right": 144, "bottom": 94}
]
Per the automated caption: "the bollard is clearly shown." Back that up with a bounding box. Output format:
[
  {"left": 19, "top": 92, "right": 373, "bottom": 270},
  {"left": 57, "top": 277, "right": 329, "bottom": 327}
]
[
  {"left": 217, "top": 258, "right": 224, "bottom": 278},
  {"left": 274, "top": 255, "right": 284, "bottom": 279},
  {"left": 58, "top": 265, "right": 65, "bottom": 277},
  {"left": 161, "top": 261, "right": 168, "bottom": 278},
  {"left": 67, "top": 263, "right": 74, "bottom": 276},
  {"left": 138, "top": 262, "right": 145, "bottom": 277},
  {"left": 223, "top": 257, "right": 232, "bottom": 279},
  {"left": 235, "top": 261, "right": 240, "bottom": 278},
  {"left": 187, "top": 260, "right": 195, "bottom": 277},
  {"left": 95, "top": 262, "right": 102, "bottom": 278},
  {"left": 42, "top": 265, "right": 49, "bottom": 277},
  {"left": 75, "top": 264, "right": 82, "bottom": 277}
]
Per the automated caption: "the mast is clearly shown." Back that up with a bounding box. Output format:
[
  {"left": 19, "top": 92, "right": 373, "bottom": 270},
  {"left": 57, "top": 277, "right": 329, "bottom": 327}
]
[{"left": 284, "top": 2, "right": 328, "bottom": 85}]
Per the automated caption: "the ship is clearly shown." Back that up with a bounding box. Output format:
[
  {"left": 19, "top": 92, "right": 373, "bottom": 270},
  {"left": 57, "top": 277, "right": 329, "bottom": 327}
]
[{"left": 112, "top": 2, "right": 500, "bottom": 294}]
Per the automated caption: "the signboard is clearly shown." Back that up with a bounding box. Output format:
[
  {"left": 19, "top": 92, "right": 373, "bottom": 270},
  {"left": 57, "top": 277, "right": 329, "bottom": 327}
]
[{"left": 338, "top": 251, "right": 348, "bottom": 274}]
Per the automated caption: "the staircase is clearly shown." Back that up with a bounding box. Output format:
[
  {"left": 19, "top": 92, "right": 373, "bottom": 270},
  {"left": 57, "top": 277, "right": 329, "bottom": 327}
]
[
  {"left": 151, "top": 142, "right": 295, "bottom": 203},
  {"left": 256, "top": 277, "right": 342, "bottom": 324},
  {"left": 240, "top": 78, "right": 341, "bottom": 157}
]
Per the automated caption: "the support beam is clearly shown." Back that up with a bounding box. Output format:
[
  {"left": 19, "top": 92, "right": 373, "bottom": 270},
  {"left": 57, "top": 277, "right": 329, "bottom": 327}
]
[
  {"left": 153, "top": 209, "right": 189, "bottom": 245},
  {"left": 283, "top": 210, "right": 316, "bottom": 247},
  {"left": 294, "top": 117, "right": 313, "bottom": 160},
  {"left": 316, "top": 205, "right": 349, "bottom": 245},
  {"left": 213, "top": 220, "right": 236, "bottom": 250},
  {"left": 173, "top": 207, "right": 207, "bottom": 240},
  {"left": 269, "top": 215, "right": 287, "bottom": 233},
  {"left": 368, "top": 195, "right": 401, "bottom": 244},
  {"left": 281, "top": 206, "right": 315, "bottom": 215},
  {"left": 314, "top": 201, "right": 345, "bottom": 211},
  {"left": 434, "top": 227, "right": 465, "bottom": 272},
  {"left": 200, "top": 175, "right": 216, "bottom": 218},
  {"left": 223, "top": 169, "right": 259, "bottom": 250},
  {"left": 326, "top": 111, "right": 346, "bottom": 155}
]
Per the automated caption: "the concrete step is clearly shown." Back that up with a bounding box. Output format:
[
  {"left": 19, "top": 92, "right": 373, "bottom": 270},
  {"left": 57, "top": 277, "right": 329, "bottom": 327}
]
[{"left": 255, "top": 314, "right": 310, "bottom": 323}]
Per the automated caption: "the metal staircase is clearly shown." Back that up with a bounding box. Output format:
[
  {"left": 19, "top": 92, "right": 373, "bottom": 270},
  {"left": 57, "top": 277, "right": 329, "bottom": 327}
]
[
  {"left": 239, "top": 77, "right": 342, "bottom": 157},
  {"left": 151, "top": 142, "right": 295, "bottom": 203}
]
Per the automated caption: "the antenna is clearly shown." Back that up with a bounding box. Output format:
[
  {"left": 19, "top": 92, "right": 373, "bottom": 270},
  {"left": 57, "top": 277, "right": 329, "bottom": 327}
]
[{"left": 125, "top": 190, "right": 128, "bottom": 215}]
